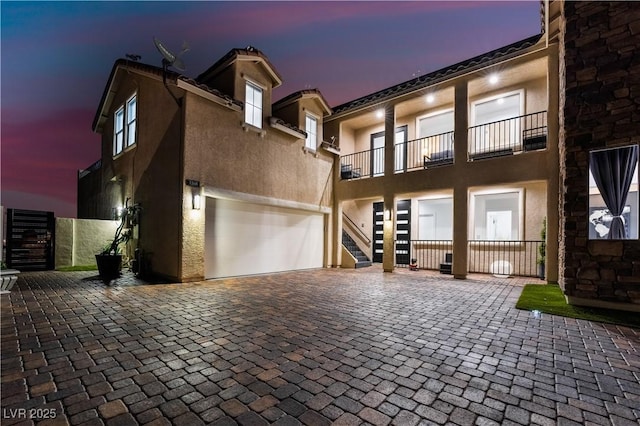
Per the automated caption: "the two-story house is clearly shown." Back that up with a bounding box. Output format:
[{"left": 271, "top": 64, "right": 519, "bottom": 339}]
[
  {"left": 80, "top": 47, "right": 335, "bottom": 282},
  {"left": 79, "top": 0, "right": 639, "bottom": 311},
  {"left": 326, "top": 31, "right": 559, "bottom": 282}
]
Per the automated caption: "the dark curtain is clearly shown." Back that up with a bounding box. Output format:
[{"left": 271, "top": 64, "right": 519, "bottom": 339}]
[{"left": 590, "top": 145, "right": 639, "bottom": 239}]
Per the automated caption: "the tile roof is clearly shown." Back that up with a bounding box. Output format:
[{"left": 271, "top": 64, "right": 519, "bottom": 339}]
[
  {"left": 92, "top": 59, "right": 242, "bottom": 132},
  {"left": 329, "top": 34, "right": 543, "bottom": 118},
  {"left": 273, "top": 89, "right": 332, "bottom": 115},
  {"left": 196, "top": 46, "right": 283, "bottom": 87}
]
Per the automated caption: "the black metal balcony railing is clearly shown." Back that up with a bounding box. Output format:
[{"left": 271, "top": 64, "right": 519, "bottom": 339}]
[
  {"left": 468, "top": 111, "right": 547, "bottom": 160},
  {"left": 468, "top": 240, "right": 542, "bottom": 277},
  {"left": 339, "top": 111, "right": 547, "bottom": 180},
  {"left": 395, "top": 240, "right": 453, "bottom": 269},
  {"left": 396, "top": 131, "right": 454, "bottom": 173},
  {"left": 395, "top": 239, "right": 542, "bottom": 278},
  {"left": 340, "top": 147, "right": 385, "bottom": 179}
]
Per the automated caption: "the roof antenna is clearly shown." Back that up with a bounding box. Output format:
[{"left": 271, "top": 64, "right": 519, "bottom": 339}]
[
  {"left": 125, "top": 54, "right": 141, "bottom": 62},
  {"left": 153, "top": 37, "right": 189, "bottom": 106}
]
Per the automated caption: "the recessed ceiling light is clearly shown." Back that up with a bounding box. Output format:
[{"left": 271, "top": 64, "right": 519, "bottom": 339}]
[
  {"left": 497, "top": 98, "right": 504, "bottom": 105},
  {"left": 426, "top": 94, "right": 435, "bottom": 103},
  {"left": 489, "top": 74, "right": 499, "bottom": 85},
  {"left": 376, "top": 110, "right": 384, "bottom": 119}
]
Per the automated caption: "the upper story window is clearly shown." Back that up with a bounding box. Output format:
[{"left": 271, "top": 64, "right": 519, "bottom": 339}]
[
  {"left": 589, "top": 145, "right": 639, "bottom": 240},
  {"left": 114, "top": 107, "right": 125, "bottom": 156},
  {"left": 113, "top": 93, "right": 137, "bottom": 157},
  {"left": 470, "top": 90, "right": 523, "bottom": 155},
  {"left": 245, "top": 82, "right": 263, "bottom": 129},
  {"left": 305, "top": 114, "right": 318, "bottom": 150},
  {"left": 126, "top": 96, "right": 137, "bottom": 148}
]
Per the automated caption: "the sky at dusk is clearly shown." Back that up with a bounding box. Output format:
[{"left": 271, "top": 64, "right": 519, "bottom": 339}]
[{"left": 1, "top": 1, "right": 542, "bottom": 218}]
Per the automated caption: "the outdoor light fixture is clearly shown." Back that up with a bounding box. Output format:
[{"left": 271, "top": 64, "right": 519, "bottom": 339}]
[
  {"left": 426, "top": 94, "right": 435, "bottom": 104},
  {"left": 489, "top": 73, "right": 499, "bottom": 85},
  {"left": 112, "top": 206, "right": 124, "bottom": 220},
  {"left": 192, "top": 194, "right": 202, "bottom": 210},
  {"left": 376, "top": 110, "right": 384, "bottom": 119},
  {"left": 384, "top": 208, "right": 391, "bottom": 221}
]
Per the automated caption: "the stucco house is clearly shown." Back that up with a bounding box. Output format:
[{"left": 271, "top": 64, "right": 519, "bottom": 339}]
[
  {"left": 79, "top": 0, "right": 639, "bottom": 311},
  {"left": 79, "top": 47, "right": 335, "bottom": 281}
]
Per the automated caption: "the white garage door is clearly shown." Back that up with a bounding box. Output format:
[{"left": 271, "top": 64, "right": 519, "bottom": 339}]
[{"left": 205, "top": 198, "right": 325, "bottom": 279}]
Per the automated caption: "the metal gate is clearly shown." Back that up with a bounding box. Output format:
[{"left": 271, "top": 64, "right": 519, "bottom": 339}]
[{"left": 6, "top": 209, "right": 55, "bottom": 270}]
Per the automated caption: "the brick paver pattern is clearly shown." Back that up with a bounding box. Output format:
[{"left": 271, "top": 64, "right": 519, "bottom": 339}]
[{"left": 1, "top": 268, "right": 639, "bottom": 425}]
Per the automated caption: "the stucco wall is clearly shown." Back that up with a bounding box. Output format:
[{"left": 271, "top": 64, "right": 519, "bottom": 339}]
[
  {"left": 55, "top": 218, "right": 118, "bottom": 268},
  {"left": 96, "top": 71, "right": 183, "bottom": 281},
  {"left": 560, "top": 1, "right": 640, "bottom": 310}
]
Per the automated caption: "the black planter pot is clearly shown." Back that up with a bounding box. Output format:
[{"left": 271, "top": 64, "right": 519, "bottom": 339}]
[
  {"left": 538, "top": 263, "right": 545, "bottom": 280},
  {"left": 95, "top": 254, "right": 122, "bottom": 279}
]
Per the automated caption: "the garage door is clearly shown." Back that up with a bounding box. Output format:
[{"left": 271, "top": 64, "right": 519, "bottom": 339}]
[{"left": 205, "top": 198, "right": 325, "bottom": 279}]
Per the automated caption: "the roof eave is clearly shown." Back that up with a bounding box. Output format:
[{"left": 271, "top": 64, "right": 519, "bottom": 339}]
[{"left": 326, "top": 33, "right": 544, "bottom": 121}]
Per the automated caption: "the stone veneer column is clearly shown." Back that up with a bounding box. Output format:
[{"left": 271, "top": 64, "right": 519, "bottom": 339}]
[
  {"left": 546, "top": 42, "right": 560, "bottom": 284},
  {"left": 560, "top": 1, "right": 640, "bottom": 310},
  {"left": 452, "top": 81, "right": 469, "bottom": 279}
]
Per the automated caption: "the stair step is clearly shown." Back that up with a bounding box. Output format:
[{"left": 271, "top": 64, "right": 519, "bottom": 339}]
[{"left": 342, "top": 230, "right": 371, "bottom": 268}]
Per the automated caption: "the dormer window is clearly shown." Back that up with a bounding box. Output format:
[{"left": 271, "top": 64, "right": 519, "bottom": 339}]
[
  {"left": 305, "top": 114, "right": 318, "bottom": 150},
  {"left": 113, "top": 93, "right": 137, "bottom": 157},
  {"left": 245, "top": 82, "right": 263, "bottom": 129}
]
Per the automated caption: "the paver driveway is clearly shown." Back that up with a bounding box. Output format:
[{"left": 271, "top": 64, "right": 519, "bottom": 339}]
[{"left": 1, "top": 268, "right": 639, "bottom": 426}]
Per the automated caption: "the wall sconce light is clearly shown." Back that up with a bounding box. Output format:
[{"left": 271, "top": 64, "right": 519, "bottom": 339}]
[
  {"left": 112, "top": 206, "right": 124, "bottom": 220},
  {"left": 384, "top": 208, "right": 391, "bottom": 221},
  {"left": 192, "top": 194, "right": 202, "bottom": 210}
]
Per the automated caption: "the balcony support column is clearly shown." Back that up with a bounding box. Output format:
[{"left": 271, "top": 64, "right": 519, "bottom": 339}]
[
  {"left": 383, "top": 104, "right": 396, "bottom": 273},
  {"left": 332, "top": 201, "right": 343, "bottom": 268},
  {"left": 453, "top": 81, "right": 469, "bottom": 279}
]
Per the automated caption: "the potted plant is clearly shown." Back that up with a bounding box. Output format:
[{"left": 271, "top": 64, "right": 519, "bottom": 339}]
[
  {"left": 0, "top": 261, "right": 20, "bottom": 294},
  {"left": 95, "top": 199, "right": 140, "bottom": 279},
  {"left": 537, "top": 218, "right": 546, "bottom": 280}
]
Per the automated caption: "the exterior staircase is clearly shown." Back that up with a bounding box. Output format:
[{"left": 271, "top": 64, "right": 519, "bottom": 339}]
[{"left": 342, "top": 231, "right": 371, "bottom": 268}]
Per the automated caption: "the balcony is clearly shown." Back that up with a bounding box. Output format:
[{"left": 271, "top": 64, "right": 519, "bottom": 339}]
[
  {"left": 339, "top": 111, "right": 547, "bottom": 180},
  {"left": 468, "top": 111, "right": 547, "bottom": 160},
  {"left": 398, "top": 131, "right": 454, "bottom": 173}
]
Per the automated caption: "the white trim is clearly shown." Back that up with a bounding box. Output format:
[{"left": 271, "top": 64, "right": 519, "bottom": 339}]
[
  {"left": 305, "top": 113, "right": 319, "bottom": 150},
  {"left": 470, "top": 89, "right": 525, "bottom": 127},
  {"left": 203, "top": 186, "right": 331, "bottom": 215},
  {"left": 242, "top": 74, "right": 268, "bottom": 90},
  {"left": 415, "top": 107, "right": 455, "bottom": 138},
  {"left": 469, "top": 188, "right": 524, "bottom": 241}
]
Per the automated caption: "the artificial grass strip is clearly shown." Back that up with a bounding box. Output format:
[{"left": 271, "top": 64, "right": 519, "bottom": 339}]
[{"left": 516, "top": 284, "right": 640, "bottom": 328}]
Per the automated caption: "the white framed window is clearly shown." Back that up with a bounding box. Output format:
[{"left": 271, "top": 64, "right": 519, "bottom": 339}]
[
  {"left": 245, "top": 81, "right": 263, "bottom": 129},
  {"left": 471, "top": 190, "right": 522, "bottom": 240},
  {"left": 417, "top": 109, "right": 455, "bottom": 161},
  {"left": 114, "top": 106, "right": 125, "bottom": 156},
  {"left": 113, "top": 93, "right": 137, "bottom": 157},
  {"left": 126, "top": 95, "right": 137, "bottom": 148},
  {"left": 418, "top": 198, "right": 453, "bottom": 240},
  {"left": 305, "top": 114, "right": 318, "bottom": 150},
  {"left": 470, "top": 90, "right": 524, "bottom": 153},
  {"left": 589, "top": 145, "right": 639, "bottom": 240}
]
